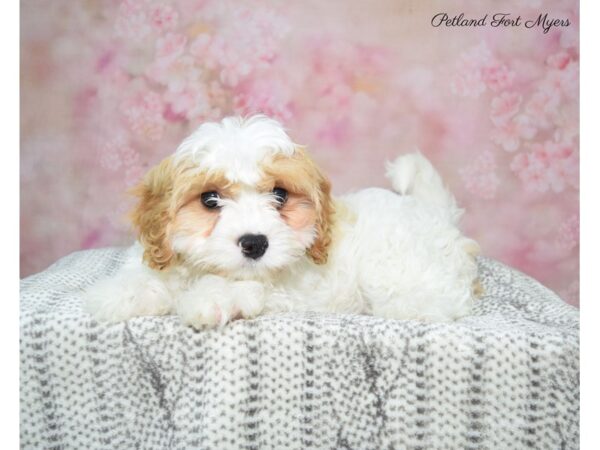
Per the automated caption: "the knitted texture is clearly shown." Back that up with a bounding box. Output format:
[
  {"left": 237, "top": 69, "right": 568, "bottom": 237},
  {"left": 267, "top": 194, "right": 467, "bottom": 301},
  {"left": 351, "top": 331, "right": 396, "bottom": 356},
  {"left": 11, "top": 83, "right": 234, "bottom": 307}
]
[{"left": 20, "top": 248, "right": 579, "bottom": 449}]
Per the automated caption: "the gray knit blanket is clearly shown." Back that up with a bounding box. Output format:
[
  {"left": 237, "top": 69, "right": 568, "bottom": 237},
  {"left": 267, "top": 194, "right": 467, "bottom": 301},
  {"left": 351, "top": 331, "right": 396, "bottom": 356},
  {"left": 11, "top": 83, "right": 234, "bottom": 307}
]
[{"left": 20, "top": 247, "right": 579, "bottom": 449}]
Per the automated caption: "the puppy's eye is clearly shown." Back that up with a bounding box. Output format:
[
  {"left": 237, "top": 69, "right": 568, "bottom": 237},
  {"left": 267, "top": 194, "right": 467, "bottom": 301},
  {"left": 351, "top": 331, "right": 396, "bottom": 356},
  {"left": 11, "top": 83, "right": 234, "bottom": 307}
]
[
  {"left": 200, "top": 191, "right": 221, "bottom": 209},
  {"left": 272, "top": 187, "right": 288, "bottom": 207}
]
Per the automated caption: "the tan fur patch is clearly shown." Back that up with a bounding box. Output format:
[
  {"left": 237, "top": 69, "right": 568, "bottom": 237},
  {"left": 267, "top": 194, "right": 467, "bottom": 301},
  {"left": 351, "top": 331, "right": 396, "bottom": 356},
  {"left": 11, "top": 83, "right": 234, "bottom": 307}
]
[
  {"left": 464, "top": 240, "right": 481, "bottom": 257},
  {"left": 172, "top": 199, "right": 219, "bottom": 239},
  {"left": 472, "top": 279, "right": 484, "bottom": 298},
  {"left": 130, "top": 157, "right": 236, "bottom": 270},
  {"left": 260, "top": 147, "right": 334, "bottom": 264},
  {"left": 463, "top": 239, "right": 483, "bottom": 298},
  {"left": 129, "top": 157, "right": 178, "bottom": 270},
  {"left": 279, "top": 194, "right": 317, "bottom": 230}
]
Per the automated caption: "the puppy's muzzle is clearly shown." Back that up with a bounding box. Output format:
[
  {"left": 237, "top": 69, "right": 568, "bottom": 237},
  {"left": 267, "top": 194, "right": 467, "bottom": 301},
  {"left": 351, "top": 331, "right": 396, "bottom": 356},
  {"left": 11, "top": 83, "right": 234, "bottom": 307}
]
[{"left": 238, "top": 234, "right": 269, "bottom": 260}]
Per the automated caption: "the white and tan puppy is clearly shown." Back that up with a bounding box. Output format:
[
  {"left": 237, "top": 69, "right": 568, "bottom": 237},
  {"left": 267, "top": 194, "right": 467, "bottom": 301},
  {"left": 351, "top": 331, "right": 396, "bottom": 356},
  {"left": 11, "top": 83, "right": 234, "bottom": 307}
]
[{"left": 84, "top": 115, "right": 480, "bottom": 329}]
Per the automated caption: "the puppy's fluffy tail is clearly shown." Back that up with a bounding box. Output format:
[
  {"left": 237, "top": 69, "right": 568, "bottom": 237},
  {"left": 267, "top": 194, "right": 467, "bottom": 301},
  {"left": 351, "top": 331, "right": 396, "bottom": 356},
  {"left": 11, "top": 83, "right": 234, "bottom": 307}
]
[{"left": 385, "top": 151, "right": 463, "bottom": 224}]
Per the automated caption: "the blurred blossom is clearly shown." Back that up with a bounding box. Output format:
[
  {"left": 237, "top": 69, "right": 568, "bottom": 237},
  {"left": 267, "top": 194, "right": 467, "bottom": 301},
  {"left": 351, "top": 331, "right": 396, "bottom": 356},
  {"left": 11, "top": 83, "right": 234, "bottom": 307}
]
[
  {"left": 149, "top": 4, "right": 179, "bottom": 31},
  {"left": 510, "top": 140, "right": 578, "bottom": 193},
  {"left": 481, "top": 64, "right": 516, "bottom": 92},
  {"left": 491, "top": 114, "right": 537, "bottom": 152},
  {"left": 115, "top": 0, "right": 152, "bottom": 41},
  {"left": 233, "top": 78, "right": 294, "bottom": 122},
  {"left": 119, "top": 83, "right": 166, "bottom": 140},
  {"left": 557, "top": 214, "right": 579, "bottom": 252},
  {"left": 490, "top": 92, "right": 522, "bottom": 127},
  {"left": 164, "top": 84, "right": 212, "bottom": 120},
  {"left": 459, "top": 150, "right": 500, "bottom": 199},
  {"left": 155, "top": 32, "right": 188, "bottom": 62},
  {"left": 546, "top": 51, "right": 571, "bottom": 70},
  {"left": 451, "top": 42, "right": 515, "bottom": 97}
]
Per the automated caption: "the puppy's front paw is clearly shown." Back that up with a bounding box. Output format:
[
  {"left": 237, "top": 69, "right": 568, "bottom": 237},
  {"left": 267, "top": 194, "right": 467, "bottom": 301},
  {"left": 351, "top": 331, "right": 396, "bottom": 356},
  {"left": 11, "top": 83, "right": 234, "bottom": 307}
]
[
  {"left": 230, "top": 280, "right": 265, "bottom": 319},
  {"left": 83, "top": 272, "right": 173, "bottom": 323},
  {"left": 177, "top": 276, "right": 265, "bottom": 330},
  {"left": 178, "top": 295, "right": 227, "bottom": 329},
  {"left": 177, "top": 275, "right": 233, "bottom": 329}
]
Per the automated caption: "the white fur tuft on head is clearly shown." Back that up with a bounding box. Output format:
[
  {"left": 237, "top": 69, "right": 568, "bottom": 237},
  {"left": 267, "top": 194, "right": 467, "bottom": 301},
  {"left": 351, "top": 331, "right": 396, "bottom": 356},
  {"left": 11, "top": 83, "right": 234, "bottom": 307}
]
[{"left": 174, "top": 115, "right": 297, "bottom": 185}]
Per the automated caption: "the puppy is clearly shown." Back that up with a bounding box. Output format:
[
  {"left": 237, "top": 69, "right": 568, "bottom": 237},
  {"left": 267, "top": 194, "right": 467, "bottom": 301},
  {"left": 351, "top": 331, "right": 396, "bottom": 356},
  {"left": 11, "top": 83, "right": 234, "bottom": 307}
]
[{"left": 84, "top": 115, "right": 480, "bottom": 329}]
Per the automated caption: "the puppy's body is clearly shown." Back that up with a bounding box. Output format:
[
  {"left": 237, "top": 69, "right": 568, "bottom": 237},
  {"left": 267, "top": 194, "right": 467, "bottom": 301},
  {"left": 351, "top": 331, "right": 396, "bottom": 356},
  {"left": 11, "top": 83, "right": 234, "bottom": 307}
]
[
  {"left": 267, "top": 187, "right": 478, "bottom": 321},
  {"left": 84, "top": 116, "right": 479, "bottom": 328}
]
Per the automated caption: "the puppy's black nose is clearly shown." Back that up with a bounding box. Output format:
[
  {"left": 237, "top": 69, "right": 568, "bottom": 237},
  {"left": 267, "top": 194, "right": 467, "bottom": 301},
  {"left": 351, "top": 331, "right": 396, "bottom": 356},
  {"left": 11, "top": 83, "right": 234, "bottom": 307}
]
[{"left": 238, "top": 234, "right": 269, "bottom": 260}]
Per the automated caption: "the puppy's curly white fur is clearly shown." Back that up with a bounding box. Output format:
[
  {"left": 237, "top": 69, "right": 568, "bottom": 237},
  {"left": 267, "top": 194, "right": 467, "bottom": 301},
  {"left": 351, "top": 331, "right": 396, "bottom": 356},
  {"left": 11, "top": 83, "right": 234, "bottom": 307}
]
[{"left": 84, "top": 115, "right": 480, "bottom": 328}]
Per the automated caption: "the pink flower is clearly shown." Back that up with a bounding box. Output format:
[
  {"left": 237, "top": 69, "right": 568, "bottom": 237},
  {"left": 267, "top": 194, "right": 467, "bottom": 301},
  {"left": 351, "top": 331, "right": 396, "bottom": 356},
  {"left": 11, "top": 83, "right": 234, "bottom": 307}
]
[
  {"left": 510, "top": 152, "right": 548, "bottom": 192},
  {"left": 557, "top": 214, "right": 579, "bottom": 251},
  {"left": 186, "top": 5, "right": 289, "bottom": 87},
  {"left": 208, "top": 38, "right": 258, "bottom": 86},
  {"left": 481, "top": 64, "right": 516, "bottom": 92},
  {"left": 510, "top": 140, "right": 579, "bottom": 193},
  {"left": 164, "top": 84, "right": 211, "bottom": 121},
  {"left": 149, "top": 4, "right": 179, "bottom": 31},
  {"left": 490, "top": 92, "right": 521, "bottom": 126},
  {"left": 233, "top": 78, "right": 293, "bottom": 122},
  {"left": 124, "top": 164, "right": 144, "bottom": 187},
  {"left": 305, "top": 39, "right": 392, "bottom": 116},
  {"left": 490, "top": 114, "right": 537, "bottom": 152},
  {"left": 119, "top": 142, "right": 141, "bottom": 167},
  {"left": 190, "top": 34, "right": 211, "bottom": 59},
  {"left": 99, "top": 139, "right": 125, "bottom": 171},
  {"left": 451, "top": 42, "right": 514, "bottom": 97},
  {"left": 553, "top": 119, "right": 579, "bottom": 145},
  {"left": 459, "top": 150, "right": 500, "bottom": 199},
  {"left": 120, "top": 85, "right": 165, "bottom": 141},
  {"left": 509, "top": 153, "right": 528, "bottom": 172},
  {"left": 114, "top": 1, "right": 151, "bottom": 41},
  {"left": 515, "top": 114, "right": 538, "bottom": 139},
  {"left": 97, "top": 136, "right": 142, "bottom": 185},
  {"left": 146, "top": 54, "right": 202, "bottom": 92},
  {"left": 491, "top": 125, "right": 520, "bottom": 153},
  {"left": 546, "top": 51, "right": 571, "bottom": 70},
  {"left": 315, "top": 118, "right": 351, "bottom": 146},
  {"left": 450, "top": 71, "right": 486, "bottom": 97},
  {"left": 560, "top": 26, "right": 579, "bottom": 50},
  {"left": 155, "top": 33, "right": 187, "bottom": 62},
  {"left": 549, "top": 143, "right": 579, "bottom": 191},
  {"left": 559, "top": 63, "right": 579, "bottom": 99},
  {"left": 461, "top": 42, "right": 494, "bottom": 69},
  {"left": 525, "top": 89, "right": 560, "bottom": 128}
]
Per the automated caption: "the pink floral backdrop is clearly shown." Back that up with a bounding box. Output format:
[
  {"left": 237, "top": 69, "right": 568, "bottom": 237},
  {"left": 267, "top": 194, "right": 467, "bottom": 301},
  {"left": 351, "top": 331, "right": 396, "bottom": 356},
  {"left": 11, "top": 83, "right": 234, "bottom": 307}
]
[{"left": 21, "top": 0, "right": 579, "bottom": 306}]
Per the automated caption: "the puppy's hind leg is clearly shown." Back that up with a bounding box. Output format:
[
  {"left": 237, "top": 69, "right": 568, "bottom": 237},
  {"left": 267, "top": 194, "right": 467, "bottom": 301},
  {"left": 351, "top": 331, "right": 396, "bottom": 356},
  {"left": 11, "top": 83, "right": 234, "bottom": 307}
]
[
  {"left": 361, "top": 265, "right": 476, "bottom": 323},
  {"left": 358, "top": 234, "right": 478, "bottom": 322}
]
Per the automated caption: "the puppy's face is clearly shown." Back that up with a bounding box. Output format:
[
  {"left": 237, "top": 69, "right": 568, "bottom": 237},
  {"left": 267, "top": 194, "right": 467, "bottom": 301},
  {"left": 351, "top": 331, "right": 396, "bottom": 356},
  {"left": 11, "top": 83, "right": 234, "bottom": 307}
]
[{"left": 130, "top": 116, "right": 333, "bottom": 279}]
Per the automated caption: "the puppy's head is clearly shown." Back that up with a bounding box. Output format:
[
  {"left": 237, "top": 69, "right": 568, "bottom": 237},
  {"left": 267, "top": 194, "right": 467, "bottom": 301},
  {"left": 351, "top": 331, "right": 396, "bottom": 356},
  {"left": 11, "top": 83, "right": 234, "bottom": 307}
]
[{"left": 130, "top": 115, "right": 334, "bottom": 279}]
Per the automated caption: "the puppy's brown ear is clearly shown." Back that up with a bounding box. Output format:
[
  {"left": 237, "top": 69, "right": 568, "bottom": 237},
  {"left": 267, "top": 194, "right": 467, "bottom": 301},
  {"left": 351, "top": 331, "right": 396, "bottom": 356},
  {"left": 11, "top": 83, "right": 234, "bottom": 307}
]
[
  {"left": 129, "top": 157, "right": 177, "bottom": 270},
  {"left": 298, "top": 149, "right": 335, "bottom": 265}
]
